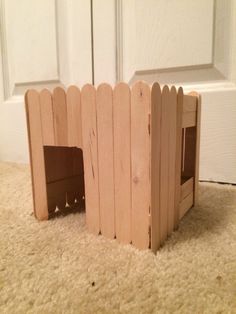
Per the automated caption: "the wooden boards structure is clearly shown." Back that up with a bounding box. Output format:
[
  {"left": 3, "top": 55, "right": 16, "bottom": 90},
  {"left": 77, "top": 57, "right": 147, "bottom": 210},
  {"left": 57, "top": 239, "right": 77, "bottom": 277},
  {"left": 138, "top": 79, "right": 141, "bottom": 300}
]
[{"left": 25, "top": 81, "right": 201, "bottom": 253}]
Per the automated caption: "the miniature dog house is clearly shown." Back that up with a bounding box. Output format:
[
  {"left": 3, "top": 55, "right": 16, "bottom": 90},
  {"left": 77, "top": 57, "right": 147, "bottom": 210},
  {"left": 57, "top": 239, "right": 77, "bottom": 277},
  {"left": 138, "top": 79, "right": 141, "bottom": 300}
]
[{"left": 25, "top": 81, "right": 201, "bottom": 253}]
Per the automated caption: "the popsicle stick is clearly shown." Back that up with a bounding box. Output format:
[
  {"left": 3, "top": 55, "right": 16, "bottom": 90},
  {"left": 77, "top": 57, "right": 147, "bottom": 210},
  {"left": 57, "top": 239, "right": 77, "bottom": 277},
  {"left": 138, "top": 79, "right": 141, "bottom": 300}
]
[
  {"left": 150, "top": 82, "right": 161, "bottom": 252},
  {"left": 81, "top": 84, "right": 100, "bottom": 234},
  {"left": 182, "top": 111, "right": 196, "bottom": 128},
  {"left": 25, "top": 90, "right": 48, "bottom": 220},
  {"left": 96, "top": 83, "right": 115, "bottom": 239},
  {"left": 188, "top": 92, "right": 201, "bottom": 205},
  {"left": 181, "top": 177, "right": 194, "bottom": 201},
  {"left": 131, "top": 81, "right": 150, "bottom": 250},
  {"left": 52, "top": 87, "right": 68, "bottom": 146},
  {"left": 167, "top": 86, "right": 177, "bottom": 236},
  {"left": 39, "top": 89, "right": 55, "bottom": 146},
  {"left": 174, "top": 87, "right": 184, "bottom": 228},
  {"left": 160, "top": 85, "right": 169, "bottom": 244},
  {"left": 179, "top": 192, "right": 194, "bottom": 219},
  {"left": 39, "top": 89, "right": 56, "bottom": 212},
  {"left": 67, "top": 86, "right": 82, "bottom": 205},
  {"left": 67, "top": 86, "right": 82, "bottom": 148},
  {"left": 72, "top": 147, "right": 85, "bottom": 207},
  {"left": 183, "top": 95, "right": 197, "bottom": 112},
  {"left": 113, "top": 82, "right": 131, "bottom": 244},
  {"left": 52, "top": 87, "right": 69, "bottom": 209}
]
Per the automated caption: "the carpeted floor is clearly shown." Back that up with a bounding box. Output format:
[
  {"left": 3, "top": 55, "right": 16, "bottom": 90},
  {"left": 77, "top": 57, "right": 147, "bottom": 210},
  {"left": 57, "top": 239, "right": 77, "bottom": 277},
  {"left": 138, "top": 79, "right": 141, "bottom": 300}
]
[{"left": 0, "top": 162, "right": 236, "bottom": 314}]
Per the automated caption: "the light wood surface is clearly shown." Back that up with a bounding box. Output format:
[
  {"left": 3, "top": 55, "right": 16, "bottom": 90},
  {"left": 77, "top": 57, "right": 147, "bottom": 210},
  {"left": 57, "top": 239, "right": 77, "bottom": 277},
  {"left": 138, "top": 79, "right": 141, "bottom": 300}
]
[
  {"left": 81, "top": 84, "right": 100, "bottom": 234},
  {"left": 174, "top": 87, "right": 184, "bottom": 228},
  {"left": 189, "top": 92, "right": 201, "bottom": 205},
  {"left": 160, "top": 85, "right": 169, "bottom": 244},
  {"left": 96, "top": 83, "right": 115, "bottom": 239},
  {"left": 150, "top": 82, "right": 161, "bottom": 252},
  {"left": 52, "top": 87, "right": 68, "bottom": 146},
  {"left": 131, "top": 81, "right": 150, "bottom": 250},
  {"left": 183, "top": 95, "right": 197, "bottom": 113},
  {"left": 66, "top": 86, "right": 83, "bottom": 206},
  {"left": 113, "top": 82, "right": 131, "bottom": 244},
  {"left": 39, "top": 90, "right": 56, "bottom": 212},
  {"left": 39, "top": 89, "right": 55, "bottom": 146},
  {"left": 181, "top": 177, "right": 194, "bottom": 201},
  {"left": 168, "top": 86, "right": 177, "bottom": 236},
  {"left": 179, "top": 192, "right": 194, "bottom": 219},
  {"left": 25, "top": 90, "right": 48, "bottom": 220},
  {"left": 182, "top": 111, "right": 196, "bottom": 128},
  {"left": 67, "top": 86, "right": 82, "bottom": 148}
]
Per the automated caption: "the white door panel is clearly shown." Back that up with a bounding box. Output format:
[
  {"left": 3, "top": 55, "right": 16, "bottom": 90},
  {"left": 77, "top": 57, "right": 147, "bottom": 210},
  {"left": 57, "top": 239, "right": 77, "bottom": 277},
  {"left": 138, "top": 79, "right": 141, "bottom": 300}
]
[
  {"left": 93, "top": 0, "right": 116, "bottom": 85},
  {"left": 0, "top": 0, "right": 92, "bottom": 163},
  {"left": 200, "top": 88, "right": 236, "bottom": 183},
  {"left": 135, "top": 0, "right": 214, "bottom": 71},
  {"left": 115, "top": 0, "right": 236, "bottom": 183},
  {"left": 4, "top": 0, "right": 58, "bottom": 87}
]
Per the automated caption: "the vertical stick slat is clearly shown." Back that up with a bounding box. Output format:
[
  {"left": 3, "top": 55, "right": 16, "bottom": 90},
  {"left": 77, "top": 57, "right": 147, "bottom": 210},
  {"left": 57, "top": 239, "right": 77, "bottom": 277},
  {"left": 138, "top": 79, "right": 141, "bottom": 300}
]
[
  {"left": 113, "top": 82, "right": 131, "bottom": 244},
  {"left": 73, "top": 147, "right": 85, "bottom": 207},
  {"left": 96, "top": 83, "right": 115, "bottom": 239},
  {"left": 67, "top": 86, "right": 82, "bottom": 148},
  {"left": 39, "top": 89, "right": 55, "bottom": 146},
  {"left": 131, "top": 81, "right": 150, "bottom": 249},
  {"left": 188, "top": 92, "right": 201, "bottom": 205},
  {"left": 52, "top": 87, "right": 68, "bottom": 210},
  {"left": 67, "top": 86, "right": 82, "bottom": 206},
  {"left": 81, "top": 84, "right": 100, "bottom": 234},
  {"left": 39, "top": 89, "right": 56, "bottom": 212},
  {"left": 53, "top": 87, "right": 68, "bottom": 146},
  {"left": 150, "top": 82, "right": 162, "bottom": 252},
  {"left": 160, "top": 86, "right": 169, "bottom": 244},
  {"left": 167, "top": 86, "right": 177, "bottom": 235},
  {"left": 174, "top": 87, "right": 184, "bottom": 226},
  {"left": 25, "top": 90, "right": 48, "bottom": 220}
]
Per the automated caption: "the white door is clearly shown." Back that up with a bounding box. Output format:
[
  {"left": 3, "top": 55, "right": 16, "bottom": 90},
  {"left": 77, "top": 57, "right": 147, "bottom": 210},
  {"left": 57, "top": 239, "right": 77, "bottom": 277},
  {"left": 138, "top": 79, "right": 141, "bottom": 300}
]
[
  {"left": 93, "top": 0, "right": 236, "bottom": 184},
  {"left": 0, "top": 0, "right": 92, "bottom": 163}
]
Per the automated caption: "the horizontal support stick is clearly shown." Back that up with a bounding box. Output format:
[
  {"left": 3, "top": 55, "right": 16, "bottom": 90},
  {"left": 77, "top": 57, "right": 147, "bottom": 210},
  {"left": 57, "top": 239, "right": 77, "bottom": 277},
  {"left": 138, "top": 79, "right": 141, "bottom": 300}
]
[
  {"left": 182, "top": 111, "right": 196, "bottom": 128},
  {"left": 181, "top": 177, "right": 194, "bottom": 201},
  {"left": 179, "top": 192, "right": 193, "bottom": 219},
  {"left": 183, "top": 95, "right": 197, "bottom": 113}
]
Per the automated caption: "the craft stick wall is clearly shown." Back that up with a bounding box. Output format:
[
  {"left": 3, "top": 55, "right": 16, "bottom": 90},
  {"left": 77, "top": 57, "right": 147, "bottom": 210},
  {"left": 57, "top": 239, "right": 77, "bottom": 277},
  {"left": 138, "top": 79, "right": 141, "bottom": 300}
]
[{"left": 25, "top": 81, "right": 201, "bottom": 253}]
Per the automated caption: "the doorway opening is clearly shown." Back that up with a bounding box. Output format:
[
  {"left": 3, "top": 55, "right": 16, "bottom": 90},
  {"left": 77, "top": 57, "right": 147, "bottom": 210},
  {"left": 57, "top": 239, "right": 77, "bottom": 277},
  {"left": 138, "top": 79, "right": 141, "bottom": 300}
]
[{"left": 43, "top": 146, "right": 85, "bottom": 218}]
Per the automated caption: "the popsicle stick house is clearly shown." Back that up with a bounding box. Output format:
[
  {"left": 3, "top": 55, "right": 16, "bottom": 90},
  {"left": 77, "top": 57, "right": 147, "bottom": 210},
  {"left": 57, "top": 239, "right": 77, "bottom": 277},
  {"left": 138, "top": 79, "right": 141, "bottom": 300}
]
[{"left": 25, "top": 81, "right": 201, "bottom": 252}]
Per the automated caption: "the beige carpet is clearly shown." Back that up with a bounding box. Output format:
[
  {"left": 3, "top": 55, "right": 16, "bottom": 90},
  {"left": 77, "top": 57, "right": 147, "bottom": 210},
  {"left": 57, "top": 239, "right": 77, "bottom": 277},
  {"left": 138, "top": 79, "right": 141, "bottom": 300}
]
[{"left": 0, "top": 162, "right": 236, "bottom": 314}]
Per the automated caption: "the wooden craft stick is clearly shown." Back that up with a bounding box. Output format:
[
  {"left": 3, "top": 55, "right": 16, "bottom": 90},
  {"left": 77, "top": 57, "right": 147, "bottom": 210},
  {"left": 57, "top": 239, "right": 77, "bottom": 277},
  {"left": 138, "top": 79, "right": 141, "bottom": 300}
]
[
  {"left": 96, "top": 83, "right": 115, "bottom": 239},
  {"left": 67, "top": 86, "right": 82, "bottom": 148},
  {"left": 174, "top": 87, "right": 183, "bottom": 228},
  {"left": 81, "top": 84, "right": 100, "bottom": 234},
  {"left": 150, "top": 82, "right": 162, "bottom": 252},
  {"left": 167, "top": 86, "right": 177, "bottom": 236},
  {"left": 52, "top": 87, "right": 68, "bottom": 147},
  {"left": 188, "top": 92, "right": 201, "bottom": 205},
  {"left": 160, "top": 85, "right": 169, "bottom": 244},
  {"left": 113, "top": 82, "right": 131, "bottom": 244},
  {"left": 25, "top": 90, "right": 48, "bottom": 220},
  {"left": 39, "top": 89, "right": 55, "bottom": 146},
  {"left": 131, "top": 81, "right": 150, "bottom": 250}
]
